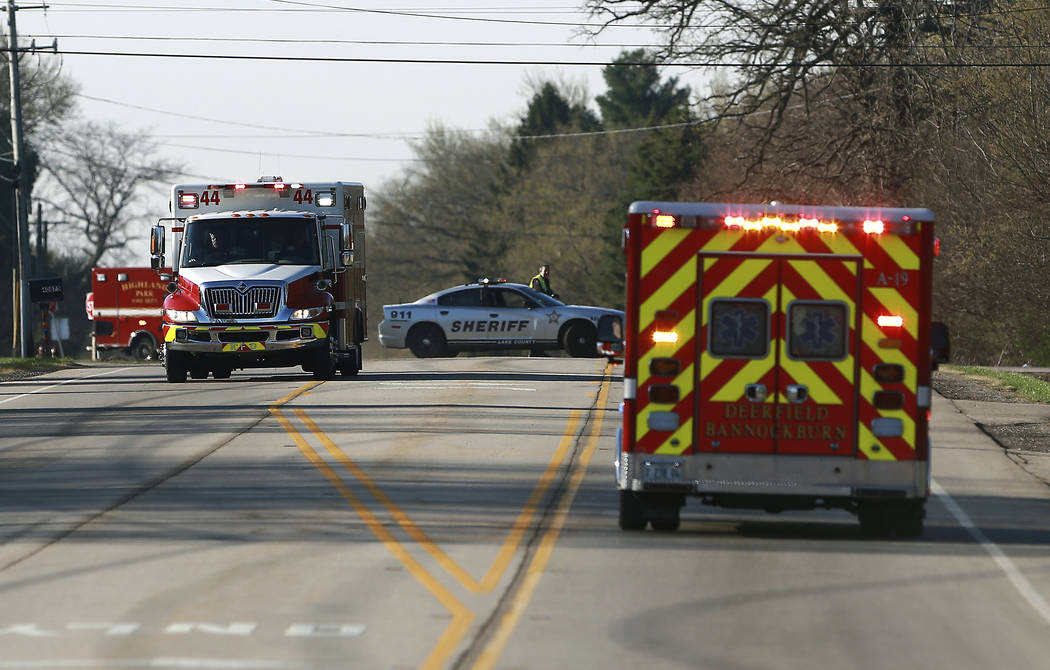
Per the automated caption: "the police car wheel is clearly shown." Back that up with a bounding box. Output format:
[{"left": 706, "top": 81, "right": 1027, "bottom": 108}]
[
  {"left": 562, "top": 321, "right": 597, "bottom": 358},
  {"left": 407, "top": 324, "right": 448, "bottom": 358}
]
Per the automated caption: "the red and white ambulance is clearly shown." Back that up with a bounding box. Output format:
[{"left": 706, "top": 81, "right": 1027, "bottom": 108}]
[
  {"left": 150, "top": 177, "right": 367, "bottom": 382},
  {"left": 616, "top": 201, "right": 945, "bottom": 537}
]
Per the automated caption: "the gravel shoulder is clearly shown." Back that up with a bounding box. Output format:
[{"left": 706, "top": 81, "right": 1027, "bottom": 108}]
[{"left": 933, "top": 368, "right": 1050, "bottom": 488}]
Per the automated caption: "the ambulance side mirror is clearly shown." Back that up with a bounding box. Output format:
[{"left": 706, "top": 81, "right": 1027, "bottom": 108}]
[
  {"left": 931, "top": 321, "right": 950, "bottom": 370},
  {"left": 150, "top": 225, "right": 165, "bottom": 271}
]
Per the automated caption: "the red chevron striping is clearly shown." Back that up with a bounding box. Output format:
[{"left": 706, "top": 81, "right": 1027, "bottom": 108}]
[
  {"left": 636, "top": 281, "right": 699, "bottom": 361},
  {"left": 639, "top": 231, "right": 706, "bottom": 300}
]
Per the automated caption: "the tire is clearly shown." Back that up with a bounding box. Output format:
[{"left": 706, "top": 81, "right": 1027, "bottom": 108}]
[
  {"left": 859, "top": 500, "right": 925, "bottom": 538},
  {"left": 562, "top": 321, "right": 597, "bottom": 358},
  {"left": 189, "top": 366, "right": 209, "bottom": 380},
  {"left": 130, "top": 335, "right": 156, "bottom": 361},
  {"left": 212, "top": 366, "right": 233, "bottom": 379},
  {"left": 858, "top": 502, "right": 893, "bottom": 538},
  {"left": 891, "top": 500, "right": 925, "bottom": 538},
  {"left": 165, "top": 350, "right": 188, "bottom": 383},
  {"left": 407, "top": 324, "right": 448, "bottom": 358},
  {"left": 311, "top": 347, "right": 336, "bottom": 380},
  {"left": 618, "top": 491, "right": 648, "bottom": 531},
  {"left": 650, "top": 506, "right": 681, "bottom": 532},
  {"left": 340, "top": 348, "right": 361, "bottom": 377}
]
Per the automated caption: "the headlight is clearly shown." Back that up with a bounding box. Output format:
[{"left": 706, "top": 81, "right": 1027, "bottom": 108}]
[
  {"left": 165, "top": 309, "right": 198, "bottom": 323},
  {"left": 291, "top": 306, "right": 329, "bottom": 320}
]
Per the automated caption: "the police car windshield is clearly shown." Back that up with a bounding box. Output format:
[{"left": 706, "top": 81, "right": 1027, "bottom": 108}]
[
  {"left": 516, "top": 285, "right": 564, "bottom": 307},
  {"left": 181, "top": 219, "right": 320, "bottom": 268}
]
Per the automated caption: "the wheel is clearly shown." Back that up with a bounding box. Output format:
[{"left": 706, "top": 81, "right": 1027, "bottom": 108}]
[
  {"left": 212, "top": 366, "right": 233, "bottom": 379},
  {"left": 858, "top": 502, "right": 893, "bottom": 538},
  {"left": 618, "top": 491, "right": 647, "bottom": 531},
  {"left": 130, "top": 335, "right": 156, "bottom": 361},
  {"left": 407, "top": 324, "right": 448, "bottom": 358},
  {"left": 340, "top": 348, "right": 361, "bottom": 376},
  {"left": 562, "top": 321, "right": 597, "bottom": 358},
  {"left": 650, "top": 506, "right": 681, "bottom": 532},
  {"left": 189, "top": 366, "right": 208, "bottom": 380},
  {"left": 311, "top": 347, "right": 336, "bottom": 380},
  {"left": 859, "top": 500, "right": 925, "bottom": 538},
  {"left": 165, "top": 350, "right": 188, "bottom": 383},
  {"left": 891, "top": 500, "right": 925, "bottom": 538}
]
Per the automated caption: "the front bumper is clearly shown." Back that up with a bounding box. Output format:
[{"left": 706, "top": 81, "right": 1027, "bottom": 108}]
[
  {"left": 377, "top": 319, "right": 407, "bottom": 348},
  {"left": 164, "top": 321, "right": 327, "bottom": 358}
]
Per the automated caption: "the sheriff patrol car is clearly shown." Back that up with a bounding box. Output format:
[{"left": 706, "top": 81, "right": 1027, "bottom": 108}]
[{"left": 378, "top": 280, "right": 624, "bottom": 358}]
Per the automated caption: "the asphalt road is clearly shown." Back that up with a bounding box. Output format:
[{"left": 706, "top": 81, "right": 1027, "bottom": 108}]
[{"left": 0, "top": 358, "right": 1048, "bottom": 670}]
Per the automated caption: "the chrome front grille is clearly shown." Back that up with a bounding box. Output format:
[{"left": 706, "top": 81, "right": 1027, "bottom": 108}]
[{"left": 204, "top": 286, "right": 282, "bottom": 318}]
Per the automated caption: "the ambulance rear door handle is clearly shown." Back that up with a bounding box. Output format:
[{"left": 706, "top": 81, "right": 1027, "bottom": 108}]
[
  {"left": 786, "top": 385, "right": 808, "bottom": 404},
  {"left": 745, "top": 383, "right": 767, "bottom": 403}
]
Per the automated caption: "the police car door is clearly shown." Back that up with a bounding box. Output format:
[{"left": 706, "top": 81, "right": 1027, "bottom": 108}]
[
  {"left": 492, "top": 287, "right": 538, "bottom": 346},
  {"left": 435, "top": 288, "right": 487, "bottom": 345},
  {"left": 697, "top": 251, "right": 861, "bottom": 456}
]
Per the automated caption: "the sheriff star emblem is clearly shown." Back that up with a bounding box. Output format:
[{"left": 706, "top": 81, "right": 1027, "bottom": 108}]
[{"left": 546, "top": 309, "right": 562, "bottom": 324}]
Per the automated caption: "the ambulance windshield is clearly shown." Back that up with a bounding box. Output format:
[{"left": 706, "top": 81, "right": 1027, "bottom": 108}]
[{"left": 181, "top": 218, "right": 320, "bottom": 268}]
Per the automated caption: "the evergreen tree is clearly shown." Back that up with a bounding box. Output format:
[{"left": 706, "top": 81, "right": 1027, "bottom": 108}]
[{"left": 596, "top": 49, "right": 690, "bottom": 129}]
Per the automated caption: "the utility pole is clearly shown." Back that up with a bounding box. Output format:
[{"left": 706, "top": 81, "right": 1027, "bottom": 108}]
[{"left": 4, "top": 1, "right": 52, "bottom": 357}]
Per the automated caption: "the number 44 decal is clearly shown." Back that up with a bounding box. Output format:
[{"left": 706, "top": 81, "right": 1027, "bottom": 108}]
[{"left": 293, "top": 189, "right": 313, "bottom": 204}]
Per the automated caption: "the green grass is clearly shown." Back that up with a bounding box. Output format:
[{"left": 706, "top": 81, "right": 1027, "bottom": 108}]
[
  {"left": 0, "top": 357, "right": 77, "bottom": 375},
  {"left": 946, "top": 365, "right": 1050, "bottom": 403}
]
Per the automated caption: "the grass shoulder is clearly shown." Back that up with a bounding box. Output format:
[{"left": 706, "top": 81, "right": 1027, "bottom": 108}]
[
  {"left": 942, "top": 365, "right": 1050, "bottom": 404},
  {"left": 0, "top": 357, "right": 79, "bottom": 380}
]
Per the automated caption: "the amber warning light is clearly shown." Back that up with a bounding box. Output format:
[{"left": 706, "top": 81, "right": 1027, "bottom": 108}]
[{"left": 877, "top": 315, "right": 904, "bottom": 328}]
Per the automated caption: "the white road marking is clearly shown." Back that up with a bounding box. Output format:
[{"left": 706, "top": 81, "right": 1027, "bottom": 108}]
[
  {"left": 0, "top": 368, "right": 129, "bottom": 405},
  {"left": 0, "top": 659, "right": 295, "bottom": 669},
  {"left": 378, "top": 382, "right": 535, "bottom": 392},
  {"left": 932, "top": 478, "right": 1050, "bottom": 625}
]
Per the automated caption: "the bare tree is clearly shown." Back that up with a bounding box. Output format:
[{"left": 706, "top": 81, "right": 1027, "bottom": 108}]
[
  {"left": 37, "top": 120, "right": 182, "bottom": 267},
  {"left": 585, "top": 0, "right": 998, "bottom": 200}
]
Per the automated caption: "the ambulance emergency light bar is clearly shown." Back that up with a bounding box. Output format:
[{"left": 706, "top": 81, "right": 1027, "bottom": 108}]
[
  {"left": 632, "top": 201, "right": 934, "bottom": 235},
  {"left": 177, "top": 183, "right": 338, "bottom": 209}
]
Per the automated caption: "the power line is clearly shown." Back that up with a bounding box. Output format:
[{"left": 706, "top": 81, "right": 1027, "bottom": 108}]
[
  {"left": 26, "top": 33, "right": 665, "bottom": 49},
  {"left": 76, "top": 91, "right": 705, "bottom": 143},
  {"left": 39, "top": 1, "right": 655, "bottom": 27},
  {"left": 49, "top": 48, "right": 1050, "bottom": 67},
  {"left": 159, "top": 141, "right": 424, "bottom": 162}
]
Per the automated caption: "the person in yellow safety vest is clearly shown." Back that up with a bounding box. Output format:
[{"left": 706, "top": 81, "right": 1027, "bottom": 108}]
[{"left": 530, "top": 264, "right": 558, "bottom": 299}]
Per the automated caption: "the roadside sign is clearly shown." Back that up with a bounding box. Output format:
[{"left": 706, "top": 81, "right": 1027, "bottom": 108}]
[{"left": 29, "top": 277, "right": 64, "bottom": 303}]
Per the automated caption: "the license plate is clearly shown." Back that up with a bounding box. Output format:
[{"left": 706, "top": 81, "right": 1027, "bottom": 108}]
[{"left": 643, "top": 460, "right": 682, "bottom": 483}]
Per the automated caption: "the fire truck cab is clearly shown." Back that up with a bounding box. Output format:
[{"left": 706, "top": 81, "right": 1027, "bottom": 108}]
[{"left": 618, "top": 201, "right": 940, "bottom": 537}]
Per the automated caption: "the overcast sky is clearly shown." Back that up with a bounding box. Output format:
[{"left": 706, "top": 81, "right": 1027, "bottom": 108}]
[{"left": 18, "top": 1, "right": 701, "bottom": 198}]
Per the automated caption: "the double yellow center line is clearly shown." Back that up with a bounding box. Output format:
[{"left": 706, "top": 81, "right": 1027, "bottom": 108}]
[{"left": 270, "top": 367, "right": 612, "bottom": 669}]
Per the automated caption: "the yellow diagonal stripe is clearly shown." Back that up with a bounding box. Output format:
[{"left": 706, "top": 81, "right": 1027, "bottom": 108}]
[
  {"left": 641, "top": 228, "right": 690, "bottom": 277},
  {"left": 868, "top": 288, "right": 919, "bottom": 340},
  {"left": 638, "top": 310, "right": 695, "bottom": 391},
  {"left": 639, "top": 256, "right": 697, "bottom": 334},
  {"left": 710, "top": 358, "right": 775, "bottom": 401},
  {"left": 874, "top": 234, "right": 920, "bottom": 270}
]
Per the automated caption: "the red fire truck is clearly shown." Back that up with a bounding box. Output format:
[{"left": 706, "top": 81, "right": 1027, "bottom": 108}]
[
  {"left": 87, "top": 266, "right": 167, "bottom": 360},
  {"left": 616, "top": 201, "right": 946, "bottom": 537}
]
